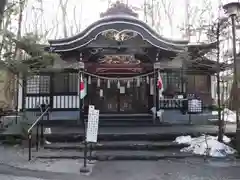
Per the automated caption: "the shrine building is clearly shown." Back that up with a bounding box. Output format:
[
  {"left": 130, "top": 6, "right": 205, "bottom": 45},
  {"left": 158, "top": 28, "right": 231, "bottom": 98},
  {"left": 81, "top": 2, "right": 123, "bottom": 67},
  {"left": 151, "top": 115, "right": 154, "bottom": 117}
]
[{"left": 19, "top": 2, "right": 223, "bottom": 123}]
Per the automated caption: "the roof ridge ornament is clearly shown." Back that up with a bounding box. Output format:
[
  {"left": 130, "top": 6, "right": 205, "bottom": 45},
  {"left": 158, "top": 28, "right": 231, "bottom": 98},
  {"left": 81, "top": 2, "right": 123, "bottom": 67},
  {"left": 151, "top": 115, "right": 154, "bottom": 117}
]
[{"left": 100, "top": 1, "right": 138, "bottom": 18}]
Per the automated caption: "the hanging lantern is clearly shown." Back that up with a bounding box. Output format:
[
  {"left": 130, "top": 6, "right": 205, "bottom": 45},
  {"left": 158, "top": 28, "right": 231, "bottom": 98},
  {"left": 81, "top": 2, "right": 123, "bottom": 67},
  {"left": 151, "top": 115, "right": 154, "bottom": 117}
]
[
  {"left": 107, "top": 79, "right": 111, "bottom": 88},
  {"left": 146, "top": 76, "right": 149, "bottom": 84},
  {"left": 137, "top": 77, "right": 140, "bottom": 87},
  {"left": 88, "top": 75, "right": 91, "bottom": 84},
  {"left": 127, "top": 80, "right": 130, "bottom": 88},
  {"left": 97, "top": 78, "right": 100, "bottom": 87},
  {"left": 117, "top": 80, "right": 120, "bottom": 88}
]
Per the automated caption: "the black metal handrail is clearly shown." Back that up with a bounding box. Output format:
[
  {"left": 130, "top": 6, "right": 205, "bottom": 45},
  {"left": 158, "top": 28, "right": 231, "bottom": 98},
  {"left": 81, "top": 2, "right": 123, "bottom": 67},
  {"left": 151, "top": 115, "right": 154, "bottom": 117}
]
[{"left": 28, "top": 106, "right": 50, "bottom": 161}]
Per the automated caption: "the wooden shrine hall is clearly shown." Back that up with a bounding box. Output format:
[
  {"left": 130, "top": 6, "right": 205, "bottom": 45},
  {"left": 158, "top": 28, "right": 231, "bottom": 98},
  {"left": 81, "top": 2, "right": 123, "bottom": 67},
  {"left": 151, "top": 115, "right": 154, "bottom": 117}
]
[{"left": 20, "top": 1, "right": 223, "bottom": 122}]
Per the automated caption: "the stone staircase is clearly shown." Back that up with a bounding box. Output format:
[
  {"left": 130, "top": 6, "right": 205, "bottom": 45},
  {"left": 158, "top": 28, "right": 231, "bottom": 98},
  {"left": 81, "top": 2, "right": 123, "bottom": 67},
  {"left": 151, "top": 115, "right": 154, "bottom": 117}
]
[
  {"left": 92, "top": 113, "right": 154, "bottom": 127},
  {"left": 39, "top": 142, "right": 190, "bottom": 161},
  {"left": 35, "top": 126, "right": 193, "bottom": 161},
  {"left": 41, "top": 113, "right": 155, "bottom": 127},
  {"left": 14, "top": 111, "right": 235, "bottom": 161}
]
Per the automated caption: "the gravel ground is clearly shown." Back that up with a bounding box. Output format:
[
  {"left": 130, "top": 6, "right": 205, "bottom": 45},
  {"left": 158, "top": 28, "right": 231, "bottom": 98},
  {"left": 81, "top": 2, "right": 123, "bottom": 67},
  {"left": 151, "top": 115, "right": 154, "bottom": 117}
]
[
  {"left": 2, "top": 158, "right": 239, "bottom": 180},
  {"left": 0, "top": 145, "right": 89, "bottom": 174},
  {"left": 0, "top": 175, "right": 49, "bottom": 180},
  {"left": 91, "top": 159, "right": 240, "bottom": 180},
  {"left": 0, "top": 145, "right": 240, "bottom": 180}
]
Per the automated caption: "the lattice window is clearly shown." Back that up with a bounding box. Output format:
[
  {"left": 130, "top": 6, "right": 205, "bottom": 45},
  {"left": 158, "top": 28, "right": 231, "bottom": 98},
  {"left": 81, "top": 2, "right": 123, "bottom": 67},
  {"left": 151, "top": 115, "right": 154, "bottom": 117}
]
[
  {"left": 69, "top": 73, "right": 78, "bottom": 92},
  {"left": 26, "top": 75, "right": 50, "bottom": 94},
  {"left": 168, "top": 72, "right": 181, "bottom": 92},
  {"left": 160, "top": 71, "right": 182, "bottom": 93},
  {"left": 53, "top": 72, "right": 78, "bottom": 93},
  {"left": 160, "top": 72, "right": 168, "bottom": 90},
  {"left": 39, "top": 76, "right": 50, "bottom": 93},
  {"left": 27, "top": 76, "right": 40, "bottom": 94}
]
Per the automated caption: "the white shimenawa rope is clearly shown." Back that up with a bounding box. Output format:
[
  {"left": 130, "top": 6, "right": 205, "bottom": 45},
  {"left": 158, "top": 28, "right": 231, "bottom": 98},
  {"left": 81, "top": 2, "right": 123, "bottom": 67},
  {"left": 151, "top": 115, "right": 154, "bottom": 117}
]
[{"left": 78, "top": 71, "right": 156, "bottom": 81}]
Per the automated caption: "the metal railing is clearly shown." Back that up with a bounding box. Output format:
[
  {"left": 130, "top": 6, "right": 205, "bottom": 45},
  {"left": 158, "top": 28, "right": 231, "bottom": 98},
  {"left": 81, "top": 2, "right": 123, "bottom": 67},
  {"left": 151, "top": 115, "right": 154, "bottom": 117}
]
[{"left": 28, "top": 105, "right": 50, "bottom": 161}]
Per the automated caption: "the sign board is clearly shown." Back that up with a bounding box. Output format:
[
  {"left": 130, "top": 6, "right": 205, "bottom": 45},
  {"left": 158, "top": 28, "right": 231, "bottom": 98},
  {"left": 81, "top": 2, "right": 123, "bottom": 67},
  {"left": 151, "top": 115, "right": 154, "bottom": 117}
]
[
  {"left": 154, "top": 59, "right": 183, "bottom": 69},
  {"left": 87, "top": 105, "right": 95, "bottom": 126},
  {"left": 86, "top": 108, "right": 100, "bottom": 143},
  {"left": 88, "top": 105, "right": 95, "bottom": 114}
]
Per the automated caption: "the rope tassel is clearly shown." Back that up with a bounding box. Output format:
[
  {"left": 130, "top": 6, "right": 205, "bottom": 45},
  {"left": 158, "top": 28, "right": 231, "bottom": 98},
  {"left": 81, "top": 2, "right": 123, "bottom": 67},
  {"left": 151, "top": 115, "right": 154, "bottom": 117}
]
[
  {"left": 127, "top": 80, "right": 130, "bottom": 88},
  {"left": 97, "top": 78, "right": 101, "bottom": 87},
  {"left": 137, "top": 77, "right": 140, "bottom": 87},
  {"left": 146, "top": 76, "right": 149, "bottom": 84},
  {"left": 107, "top": 79, "right": 110, "bottom": 88},
  {"left": 88, "top": 76, "right": 91, "bottom": 84},
  {"left": 117, "top": 80, "right": 120, "bottom": 88}
]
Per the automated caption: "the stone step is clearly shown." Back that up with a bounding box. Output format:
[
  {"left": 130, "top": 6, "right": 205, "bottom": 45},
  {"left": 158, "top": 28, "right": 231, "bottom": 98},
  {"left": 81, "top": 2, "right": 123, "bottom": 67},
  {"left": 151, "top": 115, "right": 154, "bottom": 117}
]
[
  {"left": 35, "top": 149, "right": 194, "bottom": 161},
  {"left": 43, "top": 125, "right": 236, "bottom": 143},
  {"left": 93, "top": 150, "right": 194, "bottom": 161},
  {"left": 98, "top": 122, "right": 154, "bottom": 127},
  {"left": 45, "top": 133, "right": 180, "bottom": 143},
  {"left": 44, "top": 141, "right": 187, "bottom": 151},
  {"left": 42, "top": 119, "right": 155, "bottom": 127},
  {"left": 85, "top": 113, "right": 153, "bottom": 120}
]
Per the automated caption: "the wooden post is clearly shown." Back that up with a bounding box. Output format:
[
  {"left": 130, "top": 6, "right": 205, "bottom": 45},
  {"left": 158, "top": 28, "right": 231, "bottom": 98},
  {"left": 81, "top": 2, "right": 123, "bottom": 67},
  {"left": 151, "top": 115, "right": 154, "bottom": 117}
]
[
  {"left": 78, "top": 54, "right": 84, "bottom": 125},
  {"left": 153, "top": 68, "right": 156, "bottom": 123}
]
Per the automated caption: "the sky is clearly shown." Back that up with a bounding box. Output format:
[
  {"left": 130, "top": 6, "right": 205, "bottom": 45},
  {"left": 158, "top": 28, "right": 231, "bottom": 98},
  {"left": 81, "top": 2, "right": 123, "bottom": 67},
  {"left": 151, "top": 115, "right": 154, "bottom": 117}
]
[{"left": 18, "top": 0, "right": 239, "bottom": 42}]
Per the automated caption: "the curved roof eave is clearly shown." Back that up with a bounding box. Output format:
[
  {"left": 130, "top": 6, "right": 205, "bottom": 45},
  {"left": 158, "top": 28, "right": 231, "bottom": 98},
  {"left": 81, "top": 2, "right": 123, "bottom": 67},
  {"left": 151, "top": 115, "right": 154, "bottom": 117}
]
[
  {"left": 48, "top": 23, "right": 186, "bottom": 53},
  {"left": 48, "top": 15, "right": 189, "bottom": 47}
]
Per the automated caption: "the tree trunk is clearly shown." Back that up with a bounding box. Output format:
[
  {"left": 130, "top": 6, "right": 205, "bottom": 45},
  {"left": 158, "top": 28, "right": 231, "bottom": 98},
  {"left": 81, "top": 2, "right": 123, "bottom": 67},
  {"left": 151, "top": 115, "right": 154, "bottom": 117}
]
[
  {"left": 227, "top": 57, "right": 240, "bottom": 110},
  {"left": 59, "top": 0, "right": 69, "bottom": 38},
  {"left": 0, "top": 0, "right": 7, "bottom": 28},
  {"left": 4, "top": 0, "right": 25, "bottom": 110}
]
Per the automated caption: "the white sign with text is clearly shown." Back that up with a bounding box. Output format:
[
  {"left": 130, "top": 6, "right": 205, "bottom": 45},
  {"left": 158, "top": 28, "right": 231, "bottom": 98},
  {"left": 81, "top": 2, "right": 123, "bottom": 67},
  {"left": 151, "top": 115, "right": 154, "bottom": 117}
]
[{"left": 86, "top": 107, "right": 100, "bottom": 143}]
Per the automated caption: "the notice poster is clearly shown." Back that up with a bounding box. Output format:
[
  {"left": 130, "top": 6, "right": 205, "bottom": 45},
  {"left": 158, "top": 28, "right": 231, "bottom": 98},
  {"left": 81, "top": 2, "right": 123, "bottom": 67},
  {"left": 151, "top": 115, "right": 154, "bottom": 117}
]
[{"left": 86, "top": 109, "right": 100, "bottom": 143}]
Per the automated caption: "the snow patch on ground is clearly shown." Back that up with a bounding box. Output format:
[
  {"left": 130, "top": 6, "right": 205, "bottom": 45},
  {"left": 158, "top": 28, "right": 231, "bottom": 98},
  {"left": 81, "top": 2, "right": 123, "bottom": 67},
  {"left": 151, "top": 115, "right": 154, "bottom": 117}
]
[
  {"left": 174, "top": 135, "right": 236, "bottom": 157},
  {"left": 211, "top": 108, "right": 236, "bottom": 123},
  {"left": 175, "top": 135, "right": 192, "bottom": 144}
]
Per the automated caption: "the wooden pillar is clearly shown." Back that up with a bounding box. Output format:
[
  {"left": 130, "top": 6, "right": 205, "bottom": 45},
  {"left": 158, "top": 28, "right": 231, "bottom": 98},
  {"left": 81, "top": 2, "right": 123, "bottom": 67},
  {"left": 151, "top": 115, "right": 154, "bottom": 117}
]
[
  {"left": 87, "top": 75, "right": 90, "bottom": 106},
  {"left": 137, "top": 77, "right": 141, "bottom": 113},
  {"left": 22, "top": 74, "right": 26, "bottom": 110},
  {"left": 78, "top": 53, "right": 84, "bottom": 124},
  {"left": 117, "top": 79, "right": 120, "bottom": 112},
  {"left": 156, "top": 70, "right": 160, "bottom": 111},
  {"left": 181, "top": 67, "right": 184, "bottom": 93},
  {"left": 153, "top": 60, "right": 160, "bottom": 123},
  {"left": 153, "top": 68, "right": 156, "bottom": 122},
  {"left": 49, "top": 72, "right": 54, "bottom": 109},
  {"left": 156, "top": 52, "right": 160, "bottom": 112}
]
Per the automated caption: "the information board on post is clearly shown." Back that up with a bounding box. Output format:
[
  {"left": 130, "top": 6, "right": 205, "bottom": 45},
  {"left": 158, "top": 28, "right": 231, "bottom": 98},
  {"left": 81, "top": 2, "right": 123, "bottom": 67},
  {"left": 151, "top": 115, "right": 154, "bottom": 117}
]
[
  {"left": 88, "top": 105, "right": 95, "bottom": 123},
  {"left": 86, "top": 106, "right": 100, "bottom": 143}
]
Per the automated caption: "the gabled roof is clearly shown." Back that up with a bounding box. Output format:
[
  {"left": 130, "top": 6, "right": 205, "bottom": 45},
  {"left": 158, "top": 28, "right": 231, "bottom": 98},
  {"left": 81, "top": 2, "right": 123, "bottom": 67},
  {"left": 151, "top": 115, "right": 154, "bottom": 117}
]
[{"left": 47, "top": 1, "right": 216, "bottom": 54}]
